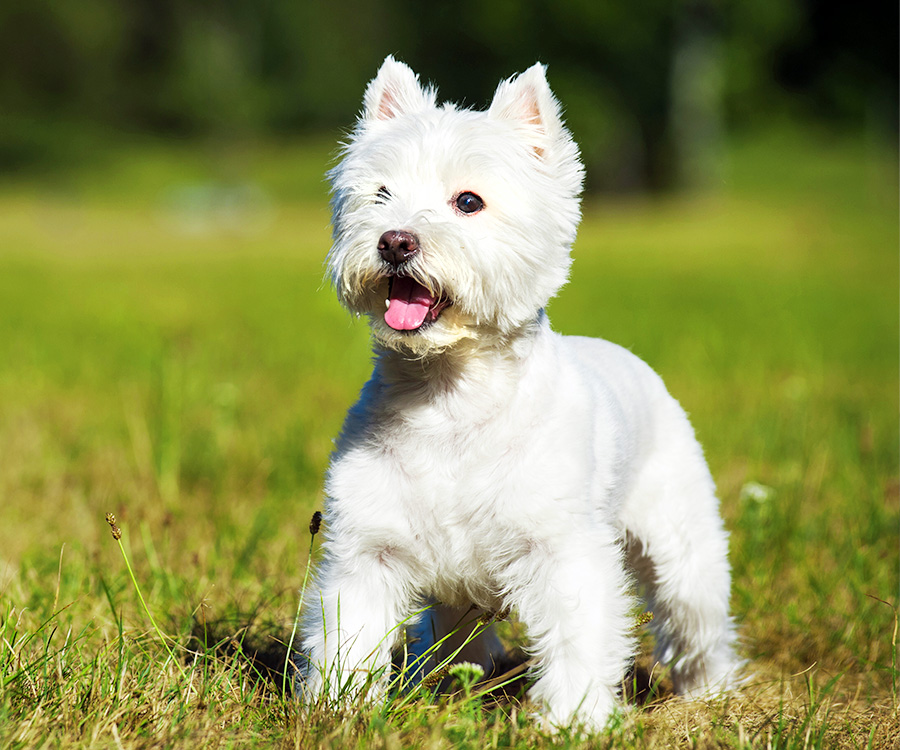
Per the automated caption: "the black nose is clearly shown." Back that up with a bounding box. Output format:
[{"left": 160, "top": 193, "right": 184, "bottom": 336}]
[{"left": 378, "top": 230, "right": 419, "bottom": 267}]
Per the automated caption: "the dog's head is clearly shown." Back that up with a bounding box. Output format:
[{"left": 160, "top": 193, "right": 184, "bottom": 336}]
[{"left": 327, "top": 56, "right": 584, "bottom": 355}]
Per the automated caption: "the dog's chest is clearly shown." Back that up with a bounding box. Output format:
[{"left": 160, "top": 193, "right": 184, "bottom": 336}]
[
  {"left": 387, "top": 400, "right": 534, "bottom": 507},
  {"left": 381, "top": 414, "right": 540, "bottom": 595},
  {"left": 325, "top": 339, "right": 643, "bottom": 602},
  {"left": 358, "top": 388, "right": 595, "bottom": 555}
]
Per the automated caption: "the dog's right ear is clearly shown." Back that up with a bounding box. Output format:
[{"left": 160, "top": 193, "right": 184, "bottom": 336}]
[{"left": 362, "top": 56, "right": 435, "bottom": 123}]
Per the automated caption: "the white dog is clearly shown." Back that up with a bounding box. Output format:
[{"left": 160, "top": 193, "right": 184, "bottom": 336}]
[{"left": 298, "top": 56, "right": 740, "bottom": 730}]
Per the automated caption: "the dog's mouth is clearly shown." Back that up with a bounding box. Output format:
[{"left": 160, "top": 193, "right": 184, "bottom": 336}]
[{"left": 384, "top": 276, "right": 451, "bottom": 331}]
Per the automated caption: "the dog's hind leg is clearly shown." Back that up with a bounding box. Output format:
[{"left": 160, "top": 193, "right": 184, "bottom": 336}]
[{"left": 619, "top": 404, "right": 741, "bottom": 696}]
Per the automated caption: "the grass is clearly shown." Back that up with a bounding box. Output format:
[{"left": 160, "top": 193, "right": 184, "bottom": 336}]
[{"left": 0, "top": 124, "right": 897, "bottom": 748}]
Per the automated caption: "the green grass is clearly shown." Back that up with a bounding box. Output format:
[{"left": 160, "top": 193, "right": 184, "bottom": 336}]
[{"left": 0, "top": 126, "right": 896, "bottom": 748}]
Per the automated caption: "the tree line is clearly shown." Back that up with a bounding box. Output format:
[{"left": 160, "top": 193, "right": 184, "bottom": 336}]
[{"left": 0, "top": 0, "right": 895, "bottom": 189}]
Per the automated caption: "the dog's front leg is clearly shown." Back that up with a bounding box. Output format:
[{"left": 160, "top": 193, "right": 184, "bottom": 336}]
[
  {"left": 299, "top": 548, "right": 412, "bottom": 706},
  {"left": 500, "top": 527, "right": 634, "bottom": 731}
]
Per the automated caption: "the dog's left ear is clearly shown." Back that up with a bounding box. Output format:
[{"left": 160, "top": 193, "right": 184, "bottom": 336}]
[{"left": 488, "top": 63, "right": 565, "bottom": 157}]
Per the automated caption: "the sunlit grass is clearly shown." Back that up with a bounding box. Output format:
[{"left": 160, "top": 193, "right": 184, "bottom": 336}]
[{"left": 0, "top": 126, "right": 896, "bottom": 747}]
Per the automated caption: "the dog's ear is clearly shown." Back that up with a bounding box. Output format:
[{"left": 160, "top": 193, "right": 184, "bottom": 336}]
[
  {"left": 488, "top": 63, "right": 565, "bottom": 157},
  {"left": 363, "top": 56, "right": 435, "bottom": 123}
]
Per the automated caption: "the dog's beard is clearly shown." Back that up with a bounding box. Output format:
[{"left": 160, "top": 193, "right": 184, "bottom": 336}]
[{"left": 331, "top": 267, "right": 472, "bottom": 355}]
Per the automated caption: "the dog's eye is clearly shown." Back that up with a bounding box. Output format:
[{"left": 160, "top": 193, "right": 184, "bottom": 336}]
[
  {"left": 375, "top": 186, "right": 392, "bottom": 204},
  {"left": 454, "top": 191, "right": 484, "bottom": 215}
]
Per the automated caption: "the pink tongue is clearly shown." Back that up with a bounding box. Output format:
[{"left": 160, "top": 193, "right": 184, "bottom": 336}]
[{"left": 384, "top": 277, "right": 436, "bottom": 331}]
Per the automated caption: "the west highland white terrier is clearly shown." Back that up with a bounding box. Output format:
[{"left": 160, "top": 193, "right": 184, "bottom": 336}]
[{"left": 298, "top": 56, "right": 741, "bottom": 730}]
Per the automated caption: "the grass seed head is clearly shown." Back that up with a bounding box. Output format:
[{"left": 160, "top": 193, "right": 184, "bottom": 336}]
[
  {"left": 479, "top": 608, "right": 511, "bottom": 625},
  {"left": 420, "top": 665, "right": 449, "bottom": 689},
  {"left": 634, "top": 611, "right": 654, "bottom": 630},
  {"left": 105, "top": 513, "right": 122, "bottom": 540}
]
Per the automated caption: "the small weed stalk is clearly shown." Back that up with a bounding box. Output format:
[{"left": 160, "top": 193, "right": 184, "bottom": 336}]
[
  {"left": 894, "top": 604, "right": 899, "bottom": 713},
  {"left": 886, "top": 597, "right": 898, "bottom": 712},
  {"left": 867, "top": 594, "right": 899, "bottom": 712},
  {"left": 283, "top": 510, "right": 322, "bottom": 695},
  {"left": 105, "top": 513, "right": 185, "bottom": 679},
  {"left": 448, "top": 662, "right": 486, "bottom": 722}
]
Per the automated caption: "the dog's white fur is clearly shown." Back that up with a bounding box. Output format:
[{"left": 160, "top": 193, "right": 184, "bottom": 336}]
[{"left": 298, "top": 56, "right": 740, "bottom": 730}]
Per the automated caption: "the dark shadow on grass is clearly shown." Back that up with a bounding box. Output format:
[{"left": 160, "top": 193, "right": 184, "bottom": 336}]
[
  {"left": 187, "top": 616, "right": 302, "bottom": 694},
  {"left": 623, "top": 659, "right": 674, "bottom": 708},
  {"left": 188, "top": 616, "right": 534, "bottom": 705},
  {"left": 188, "top": 615, "right": 674, "bottom": 716}
]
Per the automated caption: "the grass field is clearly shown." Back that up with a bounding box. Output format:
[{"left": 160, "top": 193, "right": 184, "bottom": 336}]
[{"left": 0, "top": 126, "right": 897, "bottom": 748}]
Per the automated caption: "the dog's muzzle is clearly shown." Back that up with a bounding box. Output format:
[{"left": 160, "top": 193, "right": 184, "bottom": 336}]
[{"left": 378, "top": 230, "right": 451, "bottom": 331}]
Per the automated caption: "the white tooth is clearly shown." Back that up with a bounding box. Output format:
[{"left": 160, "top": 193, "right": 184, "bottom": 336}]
[{"left": 385, "top": 299, "right": 391, "bottom": 309}]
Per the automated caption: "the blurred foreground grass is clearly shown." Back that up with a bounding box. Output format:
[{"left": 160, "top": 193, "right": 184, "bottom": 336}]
[{"left": 0, "top": 127, "right": 897, "bottom": 748}]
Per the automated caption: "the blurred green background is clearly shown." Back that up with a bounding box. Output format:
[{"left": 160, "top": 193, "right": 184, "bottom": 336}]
[
  {"left": 1, "top": 0, "right": 896, "bottom": 191},
  {"left": 0, "top": 2, "right": 897, "bottom": 732}
]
